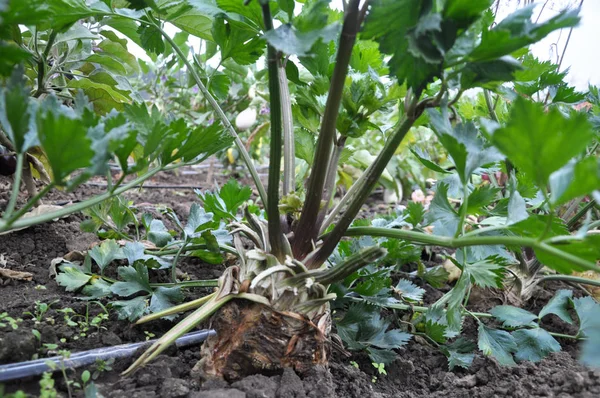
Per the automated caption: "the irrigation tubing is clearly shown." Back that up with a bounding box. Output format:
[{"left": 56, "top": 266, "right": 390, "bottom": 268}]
[{"left": 0, "top": 329, "right": 215, "bottom": 382}]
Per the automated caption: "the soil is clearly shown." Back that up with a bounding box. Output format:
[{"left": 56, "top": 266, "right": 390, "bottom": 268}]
[{"left": 1, "top": 166, "right": 600, "bottom": 398}]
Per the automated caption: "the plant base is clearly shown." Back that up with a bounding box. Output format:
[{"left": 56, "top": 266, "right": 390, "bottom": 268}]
[{"left": 193, "top": 300, "right": 329, "bottom": 381}]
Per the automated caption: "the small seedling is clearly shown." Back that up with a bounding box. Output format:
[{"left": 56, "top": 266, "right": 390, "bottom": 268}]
[
  {"left": 0, "top": 312, "right": 22, "bottom": 329},
  {"left": 92, "top": 357, "right": 115, "bottom": 380},
  {"left": 144, "top": 330, "right": 156, "bottom": 341},
  {"left": 372, "top": 362, "right": 387, "bottom": 376},
  {"left": 350, "top": 360, "right": 359, "bottom": 369},
  {"left": 39, "top": 372, "right": 58, "bottom": 398},
  {"left": 24, "top": 300, "right": 58, "bottom": 323}
]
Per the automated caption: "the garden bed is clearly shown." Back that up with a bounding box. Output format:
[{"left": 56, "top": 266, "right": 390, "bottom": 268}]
[{"left": 1, "top": 168, "right": 599, "bottom": 398}]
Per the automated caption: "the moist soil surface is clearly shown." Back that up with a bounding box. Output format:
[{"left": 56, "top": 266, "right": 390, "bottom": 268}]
[{"left": 1, "top": 166, "right": 600, "bottom": 398}]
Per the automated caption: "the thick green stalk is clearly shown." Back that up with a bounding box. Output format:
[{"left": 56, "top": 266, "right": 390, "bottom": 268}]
[
  {"left": 315, "top": 136, "right": 347, "bottom": 230},
  {"left": 337, "top": 226, "right": 600, "bottom": 273},
  {"left": 309, "top": 116, "right": 417, "bottom": 267},
  {"left": 292, "top": 0, "right": 361, "bottom": 258},
  {"left": 260, "top": 2, "right": 286, "bottom": 260},
  {"left": 136, "top": 13, "right": 268, "bottom": 209},
  {"left": 279, "top": 63, "right": 295, "bottom": 196}
]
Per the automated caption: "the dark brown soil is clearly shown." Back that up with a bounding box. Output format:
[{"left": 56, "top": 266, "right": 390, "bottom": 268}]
[{"left": 1, "top": 167, "right": 600, "bottom": 398}]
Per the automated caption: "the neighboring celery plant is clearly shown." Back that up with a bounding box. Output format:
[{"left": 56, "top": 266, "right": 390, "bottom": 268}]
[{"left": 123, "top": 0, "right": 600, "bottom": 379}]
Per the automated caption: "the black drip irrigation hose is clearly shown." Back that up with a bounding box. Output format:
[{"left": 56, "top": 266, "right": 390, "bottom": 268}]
[{"left": 0, "top": 329, "right": 216, "bottom": 382}]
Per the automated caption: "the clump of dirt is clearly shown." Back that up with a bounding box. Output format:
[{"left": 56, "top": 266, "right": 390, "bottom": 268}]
[{"left": 1, "top": 168, "right": 600, "bottom": 397}]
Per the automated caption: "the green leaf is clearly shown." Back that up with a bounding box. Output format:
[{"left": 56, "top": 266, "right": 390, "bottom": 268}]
[
  {"left": 103, "top": 16, "right": 143, "bottom": 46},
  {"left": 45, "top": 0, "right": 110, "bottom": 32},
  {"left": 216, "top": 0, "right": 265, "bottom": 31},
  {"left": 549, "top": 157, "right": 600, "bottom": 207},
  {"left": 138, "top": 19, "right": 165, "bottom": 54},
  {"left": 0, "top": 42, "right": 32, "bottom": 77},
  {"left": 112, "top": 296, "right": 146, "bottom": 321},
  {"left": 477, "top": 324, "right": 517, "bottom": 366},
  {"left": 0, "top": 0, "right": 50, "bottom": 26},
  {"left": 575, "top": 297, "right": 600, "bottom": 368},
  {"left": 443, "top": 0, "right": 493, "bottom": 30},
  {"left": 362, "top": 0, "right": 425, "bottom": 90},
  {"left": 36, "top": 98, "right": 95, "bottom": 184},
  {"left": 428, "top": 108, "right": 504, "bottom": 184},
  {"left": 538, "top": 289, "right": 574, "bottom": 325},
  {"left": 534, "top": 235, "right": 600, "bottom": 274},
  {"left": 507, "top": 190, "right": 528, "bottom": 225},
  {"left": 0, "top": 68, "right": 37, "bottom": 152},
  {"left": 89, "top": 240, "right": 125, "bottom": 272},
  {"left": 122, "top": 242, "right": 149, "bottom": 265},
  {"left": 460, "top": 56, "right": 523, "bottom": 89},
  {"left": 337, "top": 305, "right": 411, "bottom": 364},
  {"left": 219, "top": 179, "right": 252, "bottom": 214},
  {"left": 277, "top": 0, "right": 294, "bottom": 20},
  {"left": 410, "top": 147, "right": 451, "bottom": 174},
  {"left": 490, "top": 305, "right": 537, "bottom": 328},
  {"left": 212, "top": 15, "right": 265, "bottom": 65},
  {"left": 465, "top": 256, "right": 506, "bottom": 288},
  {"left": 469, "top": 6, "right": 579, "bottom": 62},
  {"left": 466, "top": 185, "right": 499, "bottom": 214},
  {"left": 147, "top": 220, "right": 172, "bottom": 247},
  {"left": 176, "top": 122, "right": 234, "bottom": 162},
  {"left": 96, "top": 39, "right": 140, "bottom": 75},
  {"left": 184, "top": 203, "right": 214, "bottom": 237},
  {"left": 367, "top": 348, "right": 398, "bottom": 365},
  {"left": 263, "top": 23, "right": 340, "bottom": 57},
  {"left": 81, "top": 278, "right": 112, "bottom": 300},
  {"left": 56, "top": 264, "right": 92, "bottom": 292},
  {"left": 110, "top": 264, "right": 152, "bottom": 296},
  {"left": 417, "top": 264, "right": 449, "bottom": 288},
  {"left": 425, "top": 319, "right": 447, "bottom": 344},
  {"left": 294, "top": 129, "right": 315, "bottom": 164},
  {"left": 513, "top": 328, "right": 561, "bottom": 363},
  {"left": 394, "top": 279, "right": 425, "bottom": 302},
  {"left": 55, "top": 22, "right": 99, "bottom": 44},
  {"left": 444, "top": 338, "right": 476, "bottom": 370},
  {"left": 425, "top": 182, "right": 459, "bottom": 236},
  {"left": 492, "top": 97, "right": 594, "bottom": 188},
  {"left": 573, "top": 296, "right": 600, "bottom": 334},
  {"left": 149, "top": 286, "right": 183, "bottom": 318}
]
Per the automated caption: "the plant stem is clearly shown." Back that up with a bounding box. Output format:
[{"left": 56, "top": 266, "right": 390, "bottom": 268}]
[
  {"left": 136, "top": 13, "right": 268, "bottom": 209},
  {"left": 292, "top": 0, "right": 361, "bottom": 259},
  {"left": 538, "top": 274, "right": 600, "bottom": 289},
  {"left": 315, "top": 135, "right": 346, "bottom": 231},
  {"left": 5, "top": 183, "right": 54, "bottom": 225},
  {"left": 337, "top": 226, "right": 600, "bottom": 273},
  {"left": 279, "top": 61, "right": 295, "bottom": 196},
  {"left": 319, "top": 160, "right": 373, "bottom": 235},
  {"left": 171, "top": 238, "right": 188, "bottom": 283},
  {"left": 484, "top": 89, "right": 514, "bottom": 177},
  {"left": 310, "top": 115, "right": 417, "bottom": 267},
  {"left": 260, "top": 2, "right": 286, "bottom": 260},
  {"left": 0, "top": 167, "right": 163, "bottom": 233},
  {"left": 149, "top": 243, "right": 238, "bottom": 257},
  {"left": 3, "top": 153, "right": 24, "bottom": 219},
  {"left": 566, "top": 199, "right": 596, "bottom": 229},
  {"left": 33, "top": 30, "right": 57, "bottom": 98}
]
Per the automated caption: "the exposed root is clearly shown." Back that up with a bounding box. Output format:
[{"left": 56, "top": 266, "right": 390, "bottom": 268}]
[{"left": 194, "top": 299, "right": 329, "bottom": 381}]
